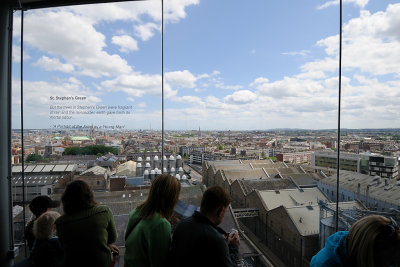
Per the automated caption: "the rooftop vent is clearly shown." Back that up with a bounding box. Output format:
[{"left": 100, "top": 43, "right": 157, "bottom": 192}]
[{"left": 275, "top": 190, "right": 280, "bottom": 194}]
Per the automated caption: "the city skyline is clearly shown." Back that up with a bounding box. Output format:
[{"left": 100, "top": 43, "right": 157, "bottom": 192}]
[{"left": 11, "top": 0, "right": 400, "bottom": 130}]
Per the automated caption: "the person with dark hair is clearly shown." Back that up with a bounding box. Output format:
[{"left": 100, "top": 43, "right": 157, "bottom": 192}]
[
  {"left": 124, "top": 174, "right": 181, "bottom": 267},
  {"left": 55, "top": 180, "right": 119, "bottom": 267},
  {"left": 311, "top": 215, "right": 400, "bottom": 267},
  {"left": 25, "top": 195, "right": 60, "bottom": 252},
  {"left": 169, "top": 185, "right": 240, "bottom": 267}
]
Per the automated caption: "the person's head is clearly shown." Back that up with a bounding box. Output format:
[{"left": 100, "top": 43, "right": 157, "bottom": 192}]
[
  {"left": 347, "top": 215, "right": 400, "bottom": 267},
  {"left": 200, "top": 185, "right": 232, "bottom": 225},
  {"left": 61, "top": 180, "right": 97, "bottom": 215},
  {"left": 138, "top": 174, "right": 181, "bottom": 220},
  {"left": 29, "top": 196, "right": 60, "bottom": 218},
  {"left": 33, "top": 211, "right": 61, "bottom": 240}
]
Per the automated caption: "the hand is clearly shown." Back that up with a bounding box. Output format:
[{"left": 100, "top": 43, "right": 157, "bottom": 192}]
[
  {"left": 108, "top": 244, "right": 120, "bottom": 255},
  {"left": 227, "top": 231, "right": 240, "bottom": 246}
]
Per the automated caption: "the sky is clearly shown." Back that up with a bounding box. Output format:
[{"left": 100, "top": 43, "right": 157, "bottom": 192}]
[{"left": 11, "top": 0, "right": 400, "bottom": 131}]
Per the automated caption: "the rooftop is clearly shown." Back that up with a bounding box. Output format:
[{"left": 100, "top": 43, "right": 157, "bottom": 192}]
[{"left": 258, "top": 187, "right": 328, "bottom": 211}]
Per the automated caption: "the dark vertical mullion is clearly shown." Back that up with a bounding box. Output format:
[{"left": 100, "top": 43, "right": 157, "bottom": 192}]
[
  {"left": 20, "top": 9, "right": 28, "bottom": 257},
  {"left": 7, "top": 6, "right": 15, "bottom": 258},
  {"left": 161, "top": 0, "right": 164, "bottom": 171},
  {"left": 335, "top": 0, "right": 343, "bottom": 232}
]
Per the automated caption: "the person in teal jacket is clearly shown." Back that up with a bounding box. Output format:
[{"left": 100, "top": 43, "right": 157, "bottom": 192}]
[
  {"left": 124, "top": 174, "right": 181, "bottom": 267},
  {"left": 311, "top": 215, "right": 400, "bottom": 267},
  {"left": 55, "top": 180, "right": 119, "bottom": 267}
]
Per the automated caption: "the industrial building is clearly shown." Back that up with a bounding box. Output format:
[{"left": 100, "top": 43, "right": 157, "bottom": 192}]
[{"left": 312, "top": 151, "right": 399, "bottom": 179}]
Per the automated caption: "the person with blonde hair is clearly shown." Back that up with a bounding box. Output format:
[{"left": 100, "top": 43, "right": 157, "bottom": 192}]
[
  {"left": 14, "top": 211, "right": 62, "bottom": 267},
  {"left": 124, "top": 174, "right": 181, "bottom": 267},
  {"left": 31, "top": 211, "right": 62, "bottom": 267},
  {"left": 311, "top": 215, "right": 400, "bottom": 267}
]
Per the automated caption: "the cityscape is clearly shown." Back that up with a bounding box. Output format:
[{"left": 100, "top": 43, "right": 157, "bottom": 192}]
[
  {"left": 3, "top": 0, "right": 400, "bottom": 266},
  {"left": 11, "top": 127, "right": 400, "bottom": 266}
]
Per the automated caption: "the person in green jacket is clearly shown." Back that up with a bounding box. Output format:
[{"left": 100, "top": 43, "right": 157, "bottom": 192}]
[
  {"left": 124, "top": 174, "right": 181, "bottom": 267},
  {"left": 55, "top": 180, "right": 119, "bottom": 267}
]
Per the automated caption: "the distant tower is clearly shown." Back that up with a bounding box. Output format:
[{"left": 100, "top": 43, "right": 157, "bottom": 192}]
[
  {"left": 198, "top": 126, "right": 201, "bottom": 138},
  {"left": 90, "top": 124, "right": 95, "bottom": 139}
]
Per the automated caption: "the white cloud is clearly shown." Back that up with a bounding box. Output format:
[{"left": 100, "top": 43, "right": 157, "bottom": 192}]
[
  {"left": 254, "top": 77, "right": 325, "bottom": 98},
  {"left": 102, "top": 72, "right": 177, "bottom": 98},
  {"left": 209, "top": 76, "right": 243, "bottom": 90},
  {"left": 21, "top": 10, "right": 132, "bottom": 78},
  {"left": 134, "top": 23, "right": 160, "bottom": 41},
  {"left": 12, "top": 78, "right": 101, "bottom": 128},
  {"left": 12, "top": 45, "right": 31, "bottom": 62},
  {"left": 317, "top": 0, "right": 369, "bottom": 10},
  {"left": 166, "top": 70, "right": 197, "bottom": 88},
  {"left": 111, "top": 35, "right": 139, "bottom": 53},
  {"left": 282, "top": 50, "right": 310, "bottom": 57},
  {"left": 224, "top": 90, "right": 257, "bottom": 104},
  {"left": 66, "top": 0, "right": 199, "bottom": 24},
  {"left": 249, "top": 77, "right": 269, "bottom": 87},
  {"left": 137, "top": 102, "right": 147, "bottom": 108},
  {"left": 35, "top": 56, "right": 75, "bottom": 73},
  {"left": 174, "top": 95, "right": 204, "bottom": 105},
  {"left": 314, "top": 4, "right": 400, "bottom": 77}
]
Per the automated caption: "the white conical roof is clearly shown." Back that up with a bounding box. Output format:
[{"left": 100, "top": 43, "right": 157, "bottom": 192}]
[
  {"left": 145, "top": 163, "right": 151, "bottom": 168},
  {"left": 154, "top": 168, "right": 159, "bottom": 172},
  {"left": 178, "top": 167, "right": 183, "bottom": 172},
  {"left": 182, "top": 175, "right": 187, "bottom": 180},
  {"left": 137, "top": 163, "right": 142, "bottom": 167},
  {"left": 171, "top": 167, "right": 175, "bottom": 172},
  {"left": 163, "top": 168, "right": 167, "bottom": 173},
  {"left": 169, "top": 155, "right": 175, "bottom": 160},
  {"left": 176, "top": 155, "right": 182, "bottom": 160},
  {"left": 143, "top": 170, "right": 149, "bottom": 175},
  {"left": 163, "top": 156, "right": 167, "bottom": 160},
  {"left": 146, "top": 156, "right": 150, "bottom": 161},
  {"left": 154, "top": 156, "right": 159, "bottom": 161},
  {"left": 157, "top": 169, "right": 162, "bottom": 174},
  {"left": 150, "top": 170, "right": 155, "bottom": 174},
  {"left": 137, "top": 157, "right": 142, "bottom": 161},
  {"left": 175, "top": 174, "right": 181, "bottom": 180}
]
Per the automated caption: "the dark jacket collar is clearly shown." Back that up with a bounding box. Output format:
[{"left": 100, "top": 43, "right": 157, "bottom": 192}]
[{"left": 192, "top": 211, "right": 227, "bottom": 236}]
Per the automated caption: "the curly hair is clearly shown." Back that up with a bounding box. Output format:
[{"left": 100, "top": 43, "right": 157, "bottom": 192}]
[
  {"left": 33, "top": 211, "right": 61, "bottom": 239},
  {"left": 61, "top": 180, "right": 97, "bottom": 215}
]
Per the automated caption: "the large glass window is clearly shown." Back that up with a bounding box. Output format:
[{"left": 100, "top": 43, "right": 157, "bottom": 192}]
[{"left": 9, "top": 0, "right": 400, "bottom": 266}]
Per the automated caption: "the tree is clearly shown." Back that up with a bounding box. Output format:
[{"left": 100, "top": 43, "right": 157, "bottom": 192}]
[
  {"left": 64, "top": 145, "right": 118, "bottom": 156},
  {"left": 218, "top": 145, "right": 223, "bottom": 150},
  {"left": 261, "top": 151, "right": 266, "bottom": 159},
  {"left": 26, "top": 153, "right": 43, "bottom": 162}
]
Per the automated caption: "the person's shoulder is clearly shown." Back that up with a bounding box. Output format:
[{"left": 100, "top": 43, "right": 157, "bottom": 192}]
[
  {"left": 150, "top": 213, "right": 171, "bottom": 229},
  {"left": 94, "top": 204, "right": 111, "bottom": 213}
]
